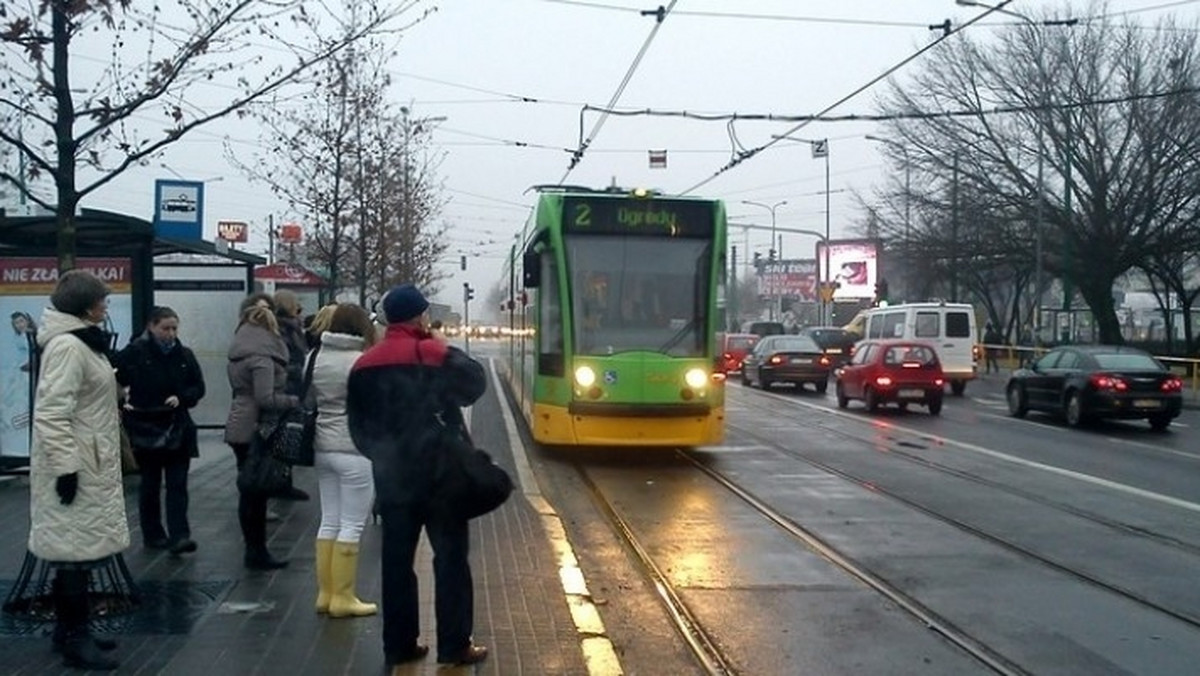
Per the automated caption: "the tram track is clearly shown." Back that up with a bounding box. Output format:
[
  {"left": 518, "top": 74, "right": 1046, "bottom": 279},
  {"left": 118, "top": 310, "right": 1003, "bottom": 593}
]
[
  {"left": 572, "top": 450, "right": 1027, "bottom": 676},
  {"left": 726, "top": 385, "right": 1200, "bottom": 631}
]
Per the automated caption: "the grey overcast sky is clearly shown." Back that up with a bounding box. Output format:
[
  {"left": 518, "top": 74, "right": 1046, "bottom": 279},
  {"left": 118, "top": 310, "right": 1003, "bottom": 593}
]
[{"left": 76, "top": 0, "right": 1200, "bottom": 313}]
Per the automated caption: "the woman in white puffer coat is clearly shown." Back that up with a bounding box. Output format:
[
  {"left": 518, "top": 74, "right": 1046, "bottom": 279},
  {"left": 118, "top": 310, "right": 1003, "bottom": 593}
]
[
  {"left": 307, "top": 303, "right": 378, "bottom": 618},
  {"left": 29, "top": 270, "right": 129, "bottom": 671}
]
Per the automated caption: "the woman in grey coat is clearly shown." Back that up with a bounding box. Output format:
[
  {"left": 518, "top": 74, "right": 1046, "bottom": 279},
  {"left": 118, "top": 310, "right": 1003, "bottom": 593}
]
[
  {"left": 225, "top": 305, "right": 299, "bottom": 569},
  {"left": 30, "top": 270, "right": 128, "bottom": 671}
]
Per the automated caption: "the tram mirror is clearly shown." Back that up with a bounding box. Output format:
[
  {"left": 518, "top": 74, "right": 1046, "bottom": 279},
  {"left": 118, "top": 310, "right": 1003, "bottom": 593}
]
[{"left": 523, "top": 251, "right": 541, "bottom": 288}]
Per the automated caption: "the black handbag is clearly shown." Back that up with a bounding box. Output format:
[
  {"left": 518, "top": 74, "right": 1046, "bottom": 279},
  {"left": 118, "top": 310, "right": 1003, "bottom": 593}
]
[
  {"left": 122, "top": 407, "right": 184, "bottom": 451},
  {"left": 432, "top": 425, "right": 513, "bottom": 520},
  {"left": 265, "top": 346, "right": 320, "bottom": 467},
  {"left": 237, "top": 434, "right": 293, "bottom": 496}
]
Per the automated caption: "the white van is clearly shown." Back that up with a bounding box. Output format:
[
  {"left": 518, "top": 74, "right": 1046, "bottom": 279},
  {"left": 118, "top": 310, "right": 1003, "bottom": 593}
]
[{"left": 858, "top": 302, "right": 978, "bottom": 395}]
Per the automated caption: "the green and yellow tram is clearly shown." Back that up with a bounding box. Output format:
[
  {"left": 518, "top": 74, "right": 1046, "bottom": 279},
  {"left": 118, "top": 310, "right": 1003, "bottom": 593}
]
[{"left": 502, "top": 186, "right": 728, "bottom": 447}]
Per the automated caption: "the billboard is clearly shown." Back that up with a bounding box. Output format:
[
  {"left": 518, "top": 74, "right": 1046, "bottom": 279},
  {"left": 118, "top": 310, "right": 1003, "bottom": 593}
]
[
  {"left": 0, "top": 257, "right": 133, "bottom": 460},
  {"left": 756, "top": 259, "right": 817, "bottom": 302},
  {"left": 815, "top": 239, "right": 880, "bottom": 301}
]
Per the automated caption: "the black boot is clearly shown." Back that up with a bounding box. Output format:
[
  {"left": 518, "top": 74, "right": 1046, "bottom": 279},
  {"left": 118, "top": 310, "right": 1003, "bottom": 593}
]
[
  {"left": 244, "top": 548, "right": 289, "bottom": 571},
  {"left": 53, "top": 570, "right": 118, "bottom": 671}
]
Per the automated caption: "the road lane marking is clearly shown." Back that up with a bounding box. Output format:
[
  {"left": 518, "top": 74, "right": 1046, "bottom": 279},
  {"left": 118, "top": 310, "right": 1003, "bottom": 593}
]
[
  {"left": 488, "top": 359, "right": 623, "bottom": 676},
  {"left": 731, "top": 387, "right": 1200, "bottom": 513}
]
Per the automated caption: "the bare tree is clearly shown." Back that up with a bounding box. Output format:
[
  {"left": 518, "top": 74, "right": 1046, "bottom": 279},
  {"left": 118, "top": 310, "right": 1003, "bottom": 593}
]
[
  {"left": 876, "top": 11, "right": 1200, "bottom": 343},
  {"left": 0, "top": 0, "right": 417, "bottom": 272}
]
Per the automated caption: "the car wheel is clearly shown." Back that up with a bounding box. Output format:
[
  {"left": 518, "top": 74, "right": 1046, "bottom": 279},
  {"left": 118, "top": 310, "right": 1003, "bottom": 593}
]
[
  {"left": 816, "top": 379, "right": 828, "bottom": 394},
  {"left": 1006, "top": 384, "right": 1028, "bottom": 418},
  {"left": 865, "top": 387, "right": 879, "bottom": 413},
  {"left": 898, "top": 402, "right": 909, "bottom": 413},
  {"left": 928, "top": 395, "right": 943, "bottom": 416},
  {"left": 950, "top": 380, "right": 966, "bottom": 397},
  {"left": 1065, "top": 391, "right": 1087, "bottom": 427},
  {"left": 758, "top": 368, "right": 769, "bottom": 389},
  {"left": 1148, "top": 413, "right": 1172, "bottom": 432},
  {"left": 836, "top": 382, "right": 849, "bottom": 409}
]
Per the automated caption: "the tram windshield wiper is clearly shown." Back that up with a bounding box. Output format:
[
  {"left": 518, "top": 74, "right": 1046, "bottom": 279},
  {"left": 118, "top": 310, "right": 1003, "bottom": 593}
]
[{"left": 656, "top": 318, "right": 697, "bottom": 355}]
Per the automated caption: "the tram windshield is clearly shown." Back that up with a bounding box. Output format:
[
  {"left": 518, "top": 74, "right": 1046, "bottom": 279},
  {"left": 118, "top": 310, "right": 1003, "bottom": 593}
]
[{"left": 565, "top": 234, "right": 711, "bottom": 357}]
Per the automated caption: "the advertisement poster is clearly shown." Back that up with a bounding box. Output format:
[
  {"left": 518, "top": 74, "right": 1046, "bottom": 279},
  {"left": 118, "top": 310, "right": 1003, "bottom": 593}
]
[
  {"left": 756, "top": 259, "right": 817, "bottom": 301},
  {"left": 815, "top": 240, "right": 880, "bottom": 300},
  {"left": 0, "top": 257, "right": 133, "bottom": 460}
]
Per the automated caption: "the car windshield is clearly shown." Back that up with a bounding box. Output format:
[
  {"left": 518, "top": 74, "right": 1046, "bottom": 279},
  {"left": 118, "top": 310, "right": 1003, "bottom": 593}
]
[
  {"left": 726, "top": 336, "right": 756, "bottom": 351},
  {"left": 770, "top": 337, "right": 820, "bottom": 353},
  {"left": 1093, "top": 353, "right": 1162, "bottom": 371},
  {"left": 808, "top": 329, "right": 854, "bottom": 346},
  {"left": 883, "top": 345, "right": 937, "bottom": 366},
  {"left": 566, "top": 234, "right": 711, "bottom": 357}
]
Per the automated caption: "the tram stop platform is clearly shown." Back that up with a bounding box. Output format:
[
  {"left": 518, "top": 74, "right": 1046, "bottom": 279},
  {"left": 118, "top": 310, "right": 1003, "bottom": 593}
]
[{"left": 0, "top": 363, "right": 594, "bottom": 675}]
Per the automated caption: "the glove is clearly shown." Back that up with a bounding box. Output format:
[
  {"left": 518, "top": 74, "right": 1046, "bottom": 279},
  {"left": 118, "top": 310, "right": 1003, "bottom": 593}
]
[{"left": 56, "top": 473, "right": 79, "bottom": 505}]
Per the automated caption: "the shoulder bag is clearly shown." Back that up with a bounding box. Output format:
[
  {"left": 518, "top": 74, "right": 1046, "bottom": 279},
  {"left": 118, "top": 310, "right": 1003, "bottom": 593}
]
[
  {"left": 432, "top": 424, "right": 513, "bottom": 520},
  {"left": 263, "top": 345, "right": 320, "bottom": 467}
]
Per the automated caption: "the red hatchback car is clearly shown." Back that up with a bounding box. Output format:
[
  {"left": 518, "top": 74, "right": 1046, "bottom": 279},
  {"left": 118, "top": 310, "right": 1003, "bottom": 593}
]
[
  {"left": 716, "top": 332, "right": 759, "bottom": 374},
  {"left": 835, "top": 340, "right": 946, "bottom": 415}
]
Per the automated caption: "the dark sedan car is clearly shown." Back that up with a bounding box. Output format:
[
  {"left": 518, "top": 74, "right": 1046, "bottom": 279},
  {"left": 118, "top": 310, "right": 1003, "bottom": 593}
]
[
  {"left": 1005, "top": 345, "right": 1183, "bottom": 431},
  {"left": 799, "top": 326, "right": 859, "bottom": 366},
  {"left": 742, "top": 335, "right": 832, "bottom": 392}
]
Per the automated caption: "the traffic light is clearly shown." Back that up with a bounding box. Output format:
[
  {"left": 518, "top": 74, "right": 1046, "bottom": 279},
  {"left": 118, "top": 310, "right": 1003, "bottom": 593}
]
[
  {"left": 753, "top": 252, "right": 761, "bottom": 267},
  {"left": 768, "top": 248, "right": 776, "bottom": 263},
  {"left": 460, "top": 254, "right": 467, "bottom": 271},
  {"left": 463, "top": 282, "right": 475, "bottom": 302}
]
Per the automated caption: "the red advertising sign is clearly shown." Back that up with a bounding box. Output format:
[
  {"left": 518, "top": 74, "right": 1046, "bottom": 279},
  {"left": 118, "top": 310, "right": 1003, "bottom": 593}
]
[
  {"left": 278, "top": 223, "right": 303, "bottom": 244},
  {"left": 217, "top": 220, "right": 249, "bottom": 243},
  {"left": 254, "top": 263, "right": 324, "bottom": 286},
  {"left": 757, "top": 259, "right": 817, "bottom": 301},
  {"left": 0, "top": 257, "right": 133, "bottom": 295}
]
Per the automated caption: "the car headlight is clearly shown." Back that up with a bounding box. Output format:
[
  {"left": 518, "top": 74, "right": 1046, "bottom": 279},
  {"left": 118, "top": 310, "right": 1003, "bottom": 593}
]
[
  {"left": 575, "top": 366, "right": 596, "bottom": 387},
  {"left": 684, "top": 368, "right": 708, "bottom": 389}
]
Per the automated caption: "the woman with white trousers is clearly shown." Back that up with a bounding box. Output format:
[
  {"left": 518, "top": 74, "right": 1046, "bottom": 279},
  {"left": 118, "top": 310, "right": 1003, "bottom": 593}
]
[{"left": 307, "top": 304, "right": 378, "bottom": 617}]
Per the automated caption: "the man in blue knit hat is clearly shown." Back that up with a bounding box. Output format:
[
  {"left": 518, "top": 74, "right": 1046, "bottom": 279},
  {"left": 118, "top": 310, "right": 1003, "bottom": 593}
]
[{"left": 346, "top": 284, "right": 490, "bottom": 667}]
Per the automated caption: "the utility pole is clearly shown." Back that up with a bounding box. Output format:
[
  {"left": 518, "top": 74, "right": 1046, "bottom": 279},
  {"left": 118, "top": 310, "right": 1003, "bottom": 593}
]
[
  {"left": 729, "top": 245, "right": 739, "bottom": 332},
  {"left": 463, "top": 282, "right": 474, "bottom": 355}
]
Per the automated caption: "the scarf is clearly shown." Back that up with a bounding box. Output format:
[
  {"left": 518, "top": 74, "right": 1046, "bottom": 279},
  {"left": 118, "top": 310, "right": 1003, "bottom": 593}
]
[{"left": 69, "top": 325, "right": 113, "bottom": 355}]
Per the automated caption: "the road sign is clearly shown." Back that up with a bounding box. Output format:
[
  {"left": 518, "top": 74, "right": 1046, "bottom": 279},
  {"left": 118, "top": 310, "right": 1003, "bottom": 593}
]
[
  {"left": 648, "top": 149, "right": 667, "bottom": 168},
  {"left": 811, "top": 139, "right": 829, "bottom": 158},
  {"left": 818, "top": 281, "right": 840, "bottom": 303}
]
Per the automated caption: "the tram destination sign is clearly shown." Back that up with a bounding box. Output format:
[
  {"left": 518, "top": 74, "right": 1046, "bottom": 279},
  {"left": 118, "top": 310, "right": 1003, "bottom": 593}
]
[{"left": 562, "top": 197, "right": 714, "bottom": 238}]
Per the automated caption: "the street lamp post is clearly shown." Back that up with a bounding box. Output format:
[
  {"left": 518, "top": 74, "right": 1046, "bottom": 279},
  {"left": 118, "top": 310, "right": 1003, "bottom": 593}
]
[
  {"left": 956, "top": 0, "right": 1077, "bottom": 343},
  {"left": 741, "top": 199, "right": 787, "bottom": 321}
]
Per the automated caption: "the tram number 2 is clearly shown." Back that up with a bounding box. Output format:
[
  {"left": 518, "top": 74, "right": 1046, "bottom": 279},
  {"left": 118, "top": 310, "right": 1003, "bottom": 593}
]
[{"left": 572, "top": 203, "right": 592, "bottom": 228}]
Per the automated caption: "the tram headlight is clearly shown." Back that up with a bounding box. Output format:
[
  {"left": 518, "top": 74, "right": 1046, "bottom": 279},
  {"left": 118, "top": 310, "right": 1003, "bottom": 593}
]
[
  {"left": 575, "top": 366, "right": 597, "bottom": 388},
  {"left": 684, "top": 368, "right": 708, "bottom": 389}
]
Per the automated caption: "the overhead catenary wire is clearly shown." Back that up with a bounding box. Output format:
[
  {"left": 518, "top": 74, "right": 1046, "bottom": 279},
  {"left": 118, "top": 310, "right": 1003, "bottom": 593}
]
[
  {"left": 680, "top": 0, "right": 1018, "bottom": 195},
  {"left": 559, "top": 0, "right": 679, "bottom": 183}
]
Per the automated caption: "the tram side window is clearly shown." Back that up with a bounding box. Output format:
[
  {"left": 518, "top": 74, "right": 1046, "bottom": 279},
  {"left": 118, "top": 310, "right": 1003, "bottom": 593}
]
[{"left": 538, "top": 254, "right": 565, "bottom": 376}]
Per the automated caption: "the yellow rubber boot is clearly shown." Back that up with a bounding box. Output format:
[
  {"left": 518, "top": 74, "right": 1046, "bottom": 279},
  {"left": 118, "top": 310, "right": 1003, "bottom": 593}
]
[
  {"left": 328, "top": 541, "right": 377, "bottom": 618},
  {"left": 315, "top": 539, "right": 335, "bottom": 614}
]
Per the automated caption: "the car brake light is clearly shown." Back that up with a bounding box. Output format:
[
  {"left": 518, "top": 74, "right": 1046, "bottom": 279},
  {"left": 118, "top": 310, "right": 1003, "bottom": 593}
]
[
  {"left": 934, "top": 378, "right": 944, "bottom": 387},
  {"left": 769, "top": 355, "right": 784, "bottom": 365},
  {"left": 1162, "top": 377, "right": 1184, "bottom": 393},
  {"left": 819, "top": 355, "right": 831, "bottom": 366},
  {"left": 1089, "top": 374, "right": 1128, "bottom": 391},
  {"left": 875, "top": 376, "right": 893, "bottom": 387},
  {"left": 972, "top": 345, "right": 981, "bottom": 361},
  {"left": 722, "top": 352, "right": 732, "bottom": 361}
]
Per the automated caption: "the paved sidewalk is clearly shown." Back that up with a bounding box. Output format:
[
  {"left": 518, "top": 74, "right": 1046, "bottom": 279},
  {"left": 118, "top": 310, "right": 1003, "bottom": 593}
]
[{"left": 0, "top": 373, "right": 588, "bottom": 675}]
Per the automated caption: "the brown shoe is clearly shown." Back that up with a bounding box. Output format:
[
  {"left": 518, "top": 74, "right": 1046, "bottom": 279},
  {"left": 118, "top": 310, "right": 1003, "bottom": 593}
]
[{"left": 439, "top": 644, "right": 487, "bottom": 665}]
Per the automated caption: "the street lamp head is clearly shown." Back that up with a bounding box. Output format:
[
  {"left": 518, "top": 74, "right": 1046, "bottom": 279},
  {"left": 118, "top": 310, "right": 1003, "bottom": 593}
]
[{"left": 955, "top": 0, "right": 982, "bottom": 6}]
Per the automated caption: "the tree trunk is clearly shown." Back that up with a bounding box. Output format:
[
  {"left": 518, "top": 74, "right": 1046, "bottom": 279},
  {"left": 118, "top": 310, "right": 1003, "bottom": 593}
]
[
  {"left": 1078, "top": 280, "right": 1122, "bottom": 345},
  {"left": 52, "top": 1, "right": 77, "bottom": 273}
]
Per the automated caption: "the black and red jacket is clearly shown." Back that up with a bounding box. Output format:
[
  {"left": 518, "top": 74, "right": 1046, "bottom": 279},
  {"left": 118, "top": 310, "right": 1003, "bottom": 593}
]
[{"left": 346, "top": 324, "right": 486, "bottom": 504}]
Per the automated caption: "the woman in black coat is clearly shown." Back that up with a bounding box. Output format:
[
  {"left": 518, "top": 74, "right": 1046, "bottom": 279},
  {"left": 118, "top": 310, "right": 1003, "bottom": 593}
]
[{"left": 115, "top": 306, "right": 205, "bottom": 555}]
